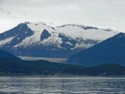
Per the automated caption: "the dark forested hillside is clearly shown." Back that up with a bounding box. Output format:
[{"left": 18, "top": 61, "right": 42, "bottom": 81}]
[
  {"left": 0, "top": 49, "right": 125, "bottom": 76},
  {"left": 68, "top": 33, "right": 125, "bottom": 67},
  {"left": 0, "top": 59, "right": 125, "bottom": 76},
  {"left": 0, "top": 50, "right": 20, "bottom": 60}
]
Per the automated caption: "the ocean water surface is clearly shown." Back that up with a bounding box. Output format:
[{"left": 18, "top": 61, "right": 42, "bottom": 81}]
[{"left": 0, "top": 76, "right": 125, "bottom": 94}]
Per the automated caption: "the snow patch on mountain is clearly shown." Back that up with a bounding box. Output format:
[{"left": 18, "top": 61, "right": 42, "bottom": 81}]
[
  {"left": 56, "top": 25, "right": 118, "bottom": 40},
  {"left": 0, "top": 22, "right": 119, "bottom": 57},
  {"left": 0, "top": 37, "right": 14, "bottom": 47}
]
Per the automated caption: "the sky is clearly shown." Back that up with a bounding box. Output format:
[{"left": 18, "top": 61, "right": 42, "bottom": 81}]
[{"left": 0, "top": 0, "right": 125, "bottom": 33}]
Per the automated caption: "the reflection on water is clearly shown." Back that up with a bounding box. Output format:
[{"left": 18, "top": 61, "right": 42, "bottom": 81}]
[{"left": 0, "top": 77, "right": 125, "bottom": 94}]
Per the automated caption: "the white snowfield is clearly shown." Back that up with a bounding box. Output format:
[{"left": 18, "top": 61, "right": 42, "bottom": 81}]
[
  {"left": 0, "top": 37, "right": 14, "bottom": 47},
  {"left": 0, "top": 22, "right": 119, "bottom": 49}
]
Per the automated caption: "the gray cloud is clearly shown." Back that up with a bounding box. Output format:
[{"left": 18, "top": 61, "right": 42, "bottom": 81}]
[
  {"left": 1, "top": 0, "right": 125, "bottom": 8},
  {"left": 0, "top": 8, "right": 11, "bottom": 15},
  {"left": 0, "top": 0, "right": 4, "bottom": 4},
  {"left": 0, "top": 0, "right": 125, "bottom": 32}
]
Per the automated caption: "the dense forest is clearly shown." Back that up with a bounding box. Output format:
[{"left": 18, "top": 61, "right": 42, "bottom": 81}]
[{"left": 0, "top": 58, "right": 125, "bottom": 76}]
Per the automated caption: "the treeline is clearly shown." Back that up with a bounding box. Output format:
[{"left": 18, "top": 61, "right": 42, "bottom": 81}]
[{"left": 0, "top": 59, "right": 125, "bottom": 76}]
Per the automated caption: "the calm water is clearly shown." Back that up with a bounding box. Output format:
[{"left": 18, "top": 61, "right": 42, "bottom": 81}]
[{"left": 0, "top": 77, "right": 125, "bottom": 94}]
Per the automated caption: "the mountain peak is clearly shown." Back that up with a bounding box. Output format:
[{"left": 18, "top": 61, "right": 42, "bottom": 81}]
[
  {"left": 24, "top": 21, "right": 46, "bottom": 25},
  {"left": 57, "top": 24, "right": 100, "bottom": 30},
  {"left": 24, "top": 21, "right": 31, "bottom": 24},
  {"left": 115, "top": 32, "right": 125, "bottom": 38},
  {"left": 0, "top": 22, "right": 119, "bottom": 58},
  {"left": 19, "top": 21, "right": 47, "bottom": 29},
  {"left": 58, "top": 24, "right": 84, "bottom": 27},
  {"left": 19, "top": 22, "right": 53, "bottom": 32}
]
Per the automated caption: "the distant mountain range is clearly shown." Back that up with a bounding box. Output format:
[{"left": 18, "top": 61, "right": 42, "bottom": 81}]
[
  {"left": 0, "top": 22, "right": 118, "bottom": 58},
  {"left": 67, "top": 33, "right": 125, "bottom": 67}
]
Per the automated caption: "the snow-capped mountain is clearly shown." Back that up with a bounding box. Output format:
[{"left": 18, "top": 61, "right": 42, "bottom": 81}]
[{"left": 0, "top": 22, "right": 118, "bottom": 58}]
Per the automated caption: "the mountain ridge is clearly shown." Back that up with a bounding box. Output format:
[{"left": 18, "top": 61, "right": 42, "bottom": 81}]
[
  {"left": 0, "top": 22, "right": 118, "bottom": 58},
  {"left": 67, "top": 32, "right": 125, "bottom": 66},
  {"left": 0, "top": 50, "right": 20, "bottom": 60}
]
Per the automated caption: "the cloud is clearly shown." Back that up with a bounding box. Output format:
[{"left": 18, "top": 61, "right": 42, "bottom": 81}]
[
  {"left": 0, "top": 0, "right": 125, "bottom": 32},
  {"left": 0, "top": 8, "right": 11, "bottom": 15},
  {"left": 1, "top": 0, "right": 125, "bottom": 13},
  {"left": 0, "top": 0, "right": 4, "bottom": 4},
  {"left": 1, "top": 0, "right": 125, "bottom": 8},
  {"left": 0, "top": 0, "right": 106, "bottom": 8}
]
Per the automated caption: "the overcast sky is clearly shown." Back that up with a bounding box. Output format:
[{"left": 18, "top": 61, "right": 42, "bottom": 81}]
[{"left": 0, "top": 0, "right": 125, "bottom": 33}]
